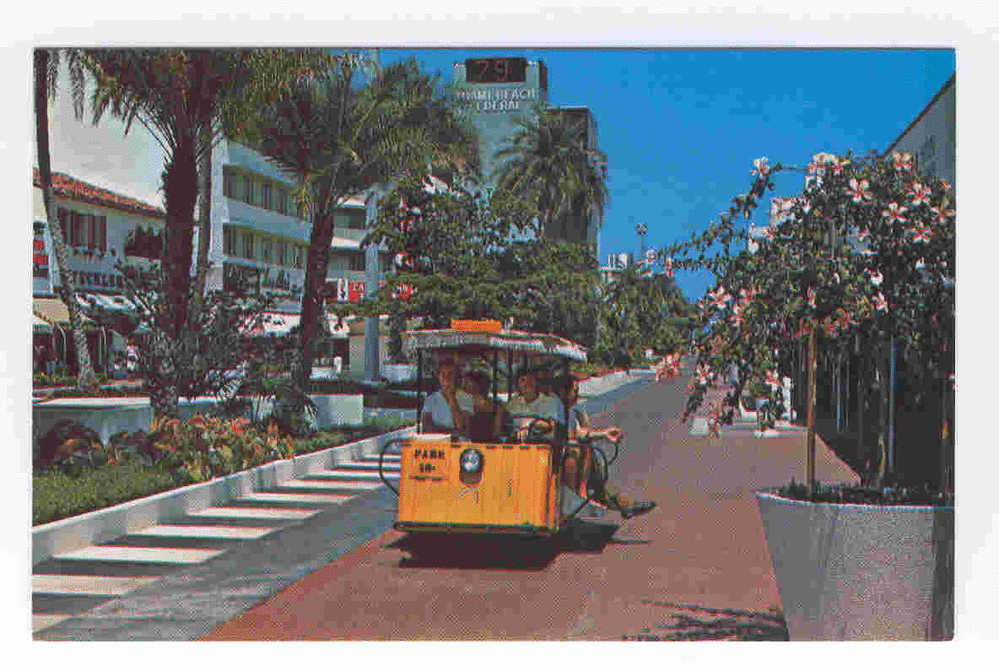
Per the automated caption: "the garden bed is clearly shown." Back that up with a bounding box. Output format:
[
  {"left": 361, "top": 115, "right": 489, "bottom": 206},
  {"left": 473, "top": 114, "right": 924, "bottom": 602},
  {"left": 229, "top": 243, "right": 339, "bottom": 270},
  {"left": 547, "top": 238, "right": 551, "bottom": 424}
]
[{"left": 32, "top": 415, "right": 415, "bottom": 526}]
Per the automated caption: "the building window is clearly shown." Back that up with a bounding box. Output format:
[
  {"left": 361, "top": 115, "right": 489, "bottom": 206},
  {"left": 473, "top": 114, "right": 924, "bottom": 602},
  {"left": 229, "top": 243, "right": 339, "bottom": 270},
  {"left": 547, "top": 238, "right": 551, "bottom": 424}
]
[
  {"left": 223, "top": 226, "right": 236, "bottom": 256},
  {"left": 294, "top": 246, "right": 304, "bottom": 269},
  {"left": 262, "top": 183, "right": 273, "bottom": 210},
  {"left": 261, "top": 238, "right": 272, "bottom": 263},
  {"left": 335, "top": 208, "right": 366, "bottom": 230},
  {"left": 223, "top": 169, "right": 237, "bottom": 199},
  {"left": 276, "top": 241, "right": 287, "bottom": 266},
  {"left": 243, "top": 175, "right": 254, "bottom": 205},
  {"left": 242, "top": 232, "right": 255, "bottom": 260},
  {"left": 276, "top": 188, "right": 287, "bottom": 215}
]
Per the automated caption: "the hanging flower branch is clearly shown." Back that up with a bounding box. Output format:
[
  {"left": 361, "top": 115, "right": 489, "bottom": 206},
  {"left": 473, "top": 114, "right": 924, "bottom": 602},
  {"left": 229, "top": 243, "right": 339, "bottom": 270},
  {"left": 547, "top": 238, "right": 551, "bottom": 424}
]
[{"left": 661, "top": 150, "right": 955, "bottom": 443}]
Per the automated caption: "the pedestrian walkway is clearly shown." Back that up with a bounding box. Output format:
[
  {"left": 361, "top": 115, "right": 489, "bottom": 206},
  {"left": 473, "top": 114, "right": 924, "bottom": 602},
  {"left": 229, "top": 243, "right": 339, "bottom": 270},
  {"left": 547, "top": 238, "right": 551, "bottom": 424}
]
[
  {"left": 32, "top": 369, "right": 649, "bottom": 640},
  {"left": 31, "top": 453, "right": 401, "bottom": 639}
]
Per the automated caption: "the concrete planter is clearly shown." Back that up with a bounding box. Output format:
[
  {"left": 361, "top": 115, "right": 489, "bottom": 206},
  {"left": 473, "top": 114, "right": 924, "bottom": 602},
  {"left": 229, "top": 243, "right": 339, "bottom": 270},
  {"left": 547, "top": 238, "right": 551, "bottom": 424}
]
[
  {"left": 381, "top": 363, "right": 416, "bottom": 383},
  {"left": 310, "top": 393, "right": 364, "bottom": 427},
  {"left": 756, "top": 491, "right": 953, "bottom": 640}
]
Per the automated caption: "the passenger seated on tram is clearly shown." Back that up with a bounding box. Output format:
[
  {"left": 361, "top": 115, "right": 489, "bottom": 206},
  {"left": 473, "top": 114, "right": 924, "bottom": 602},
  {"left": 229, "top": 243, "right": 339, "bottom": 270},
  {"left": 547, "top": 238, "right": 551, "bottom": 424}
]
[
  {"left": 506, "top": 367, "right": 565, "bottom": 442},
  {"left": 463, "top": 369, "right": 508, "bottom": 441},
  {"left": 420, "top": 359, "right": 474, "bottom": 435},
  {"left": 556, "top": 374, "right": 657, "bottom": 519}
]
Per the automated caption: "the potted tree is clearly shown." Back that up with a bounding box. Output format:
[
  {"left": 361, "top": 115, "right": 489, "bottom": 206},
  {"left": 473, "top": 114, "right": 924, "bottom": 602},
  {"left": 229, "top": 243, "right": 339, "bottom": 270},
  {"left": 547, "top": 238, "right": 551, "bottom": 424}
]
[{"left": 662, "top": 151, "right": 954, "bottom": 640}]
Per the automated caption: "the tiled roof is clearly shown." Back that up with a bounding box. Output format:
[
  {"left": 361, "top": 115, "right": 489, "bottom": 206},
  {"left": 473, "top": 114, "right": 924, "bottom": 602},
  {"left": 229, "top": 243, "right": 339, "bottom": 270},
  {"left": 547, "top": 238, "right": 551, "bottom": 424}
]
[{"left": 33, "top": 168, "right": 165, "bottom": 219}]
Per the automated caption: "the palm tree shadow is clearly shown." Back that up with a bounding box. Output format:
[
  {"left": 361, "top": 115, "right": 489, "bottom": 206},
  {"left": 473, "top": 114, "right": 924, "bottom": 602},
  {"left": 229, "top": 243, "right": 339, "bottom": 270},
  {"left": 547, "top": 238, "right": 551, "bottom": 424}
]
[
  {"left": 386, "top": 520, "right": 620, "bottom": 570},
  {"left": 624, "top": 601, "right": 789, "bottom": 641}
]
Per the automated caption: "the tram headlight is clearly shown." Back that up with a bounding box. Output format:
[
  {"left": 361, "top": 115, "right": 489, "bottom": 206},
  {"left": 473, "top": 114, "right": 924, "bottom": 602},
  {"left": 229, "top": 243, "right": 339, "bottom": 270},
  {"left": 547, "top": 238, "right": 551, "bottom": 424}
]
[{"left": 459, "top": 448, "right": 483, "bottom": 473}]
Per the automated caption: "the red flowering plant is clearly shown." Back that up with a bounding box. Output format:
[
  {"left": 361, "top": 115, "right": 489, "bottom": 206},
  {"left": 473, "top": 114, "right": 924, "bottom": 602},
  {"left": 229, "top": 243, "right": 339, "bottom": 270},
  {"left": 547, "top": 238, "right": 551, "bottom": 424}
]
[
  {"left": 659, "top": 150, "right": 954, "bottom": 499},
  {"left": 150, "top": 413, "right": 295, "bottom": 484}
]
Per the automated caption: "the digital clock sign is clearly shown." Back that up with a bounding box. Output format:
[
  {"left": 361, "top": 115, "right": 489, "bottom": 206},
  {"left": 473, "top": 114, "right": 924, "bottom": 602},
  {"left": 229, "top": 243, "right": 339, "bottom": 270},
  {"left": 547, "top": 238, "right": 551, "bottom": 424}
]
[{"left": 465, "top": 57, "right": 527, "bottom": 84}]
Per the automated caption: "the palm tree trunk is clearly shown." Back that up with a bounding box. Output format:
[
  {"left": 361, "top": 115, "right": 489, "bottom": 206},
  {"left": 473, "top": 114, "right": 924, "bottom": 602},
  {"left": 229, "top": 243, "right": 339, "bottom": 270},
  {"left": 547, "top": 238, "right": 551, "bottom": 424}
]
[
  {"left": 161, "top": 134, "right": 199, "bottom": 340},
  {"left": 193, "top": 127, "right": 213, "bottom": 301},
  {"left": 34, "top": 49, "right": 97, "bottom": 392},
  {"left": 293, "top": 211, "right": 336, "bottom": 392}
]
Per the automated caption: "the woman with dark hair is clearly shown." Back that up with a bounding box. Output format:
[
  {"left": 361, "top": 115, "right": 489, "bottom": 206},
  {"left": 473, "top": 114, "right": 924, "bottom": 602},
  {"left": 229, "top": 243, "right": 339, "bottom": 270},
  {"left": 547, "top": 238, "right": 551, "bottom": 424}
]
[{"left": 463, "top": 369, "right": 508, "bottom": 441}]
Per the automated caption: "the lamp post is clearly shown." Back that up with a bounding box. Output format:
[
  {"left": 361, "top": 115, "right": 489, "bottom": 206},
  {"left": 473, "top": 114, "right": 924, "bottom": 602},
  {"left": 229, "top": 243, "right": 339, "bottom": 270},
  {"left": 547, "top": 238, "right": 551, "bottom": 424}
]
[{"left": 636, "top": 223, "right": 647, "bottom": 261}]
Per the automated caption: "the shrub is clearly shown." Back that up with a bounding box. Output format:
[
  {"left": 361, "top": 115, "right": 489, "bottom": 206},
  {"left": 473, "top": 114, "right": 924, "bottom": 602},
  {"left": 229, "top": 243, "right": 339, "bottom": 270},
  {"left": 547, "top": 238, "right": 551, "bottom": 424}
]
[
  {"left": 37, "top": 420, "right": 107, "bottom": 472},
  {"left": 33, "top": 459, "right": 176, "bottom": 525},
  {"left": 150, "top": 414, "right": 295, "bottom": 484}
]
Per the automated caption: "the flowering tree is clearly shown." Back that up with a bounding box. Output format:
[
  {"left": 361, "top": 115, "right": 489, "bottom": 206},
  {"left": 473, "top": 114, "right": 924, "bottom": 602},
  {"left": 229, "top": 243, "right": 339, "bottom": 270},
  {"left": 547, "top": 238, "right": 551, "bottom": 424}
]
[{"left": 659, "top": 150, "right": 955, "bottom": 494}]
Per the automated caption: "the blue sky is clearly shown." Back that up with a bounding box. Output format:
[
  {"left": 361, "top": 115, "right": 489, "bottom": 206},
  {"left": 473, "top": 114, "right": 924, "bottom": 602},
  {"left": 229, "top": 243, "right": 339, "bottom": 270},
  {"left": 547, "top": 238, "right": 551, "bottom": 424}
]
[{"left": 382, "top": 48, "right": 955, "bottom": 300}]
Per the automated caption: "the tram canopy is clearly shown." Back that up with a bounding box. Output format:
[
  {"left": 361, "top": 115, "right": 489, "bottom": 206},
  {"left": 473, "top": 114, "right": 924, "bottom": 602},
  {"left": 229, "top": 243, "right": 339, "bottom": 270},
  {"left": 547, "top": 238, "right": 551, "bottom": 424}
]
[{"left": 402, "top": 320, "right": 587, "bottom": 362}]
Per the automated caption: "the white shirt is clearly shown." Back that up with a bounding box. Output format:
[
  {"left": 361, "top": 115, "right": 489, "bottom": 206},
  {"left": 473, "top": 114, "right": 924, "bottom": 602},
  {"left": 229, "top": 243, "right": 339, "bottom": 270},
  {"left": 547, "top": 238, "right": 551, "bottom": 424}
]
[
  {"left": 421, "top": 390, "right": 474, "bottom": 430},
  {"left": 506, "top": 393, "right": 566, "bottom": 430}
]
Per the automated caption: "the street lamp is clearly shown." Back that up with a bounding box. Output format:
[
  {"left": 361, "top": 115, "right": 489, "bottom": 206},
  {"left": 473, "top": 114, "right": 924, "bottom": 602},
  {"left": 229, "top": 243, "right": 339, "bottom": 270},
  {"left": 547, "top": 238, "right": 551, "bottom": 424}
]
[{"left": 636, "top": 223, "right": 647, "bottom": 259}]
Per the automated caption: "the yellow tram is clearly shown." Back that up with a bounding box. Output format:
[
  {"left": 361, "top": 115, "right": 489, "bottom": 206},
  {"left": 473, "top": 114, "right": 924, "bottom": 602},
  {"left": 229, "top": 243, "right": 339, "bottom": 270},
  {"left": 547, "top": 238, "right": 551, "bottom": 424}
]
[{"left": 378, "top": 319, "right": 602, "bottom": 537}]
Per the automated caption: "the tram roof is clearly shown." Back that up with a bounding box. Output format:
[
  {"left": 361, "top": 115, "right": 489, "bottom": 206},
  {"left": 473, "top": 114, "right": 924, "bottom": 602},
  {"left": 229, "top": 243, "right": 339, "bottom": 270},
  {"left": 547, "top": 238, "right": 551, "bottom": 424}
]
[{"left": 402, "top": 326, "right": 588, "bottom": 362}]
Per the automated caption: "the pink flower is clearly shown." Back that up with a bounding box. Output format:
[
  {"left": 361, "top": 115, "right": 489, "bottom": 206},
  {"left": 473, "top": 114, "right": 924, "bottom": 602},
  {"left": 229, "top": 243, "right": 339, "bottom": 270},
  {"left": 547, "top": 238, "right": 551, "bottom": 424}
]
[
  {"left": 930, "top": 206, "right": 954, "bottom": 225},
  {"left": 892, "top": 152, "right": 913, "bottom": 172},
  {"left": 695, "top": 364, "right": 714, "bottom": 386},
  {"left": 909, "top": 223, "right": 933, "bottom": 244},
  {"left": 906, "top": 181, "right": 931, "bottom": 206},
  {"left": 882, "top": 202, "right": 908, "bottom": 225},
  {"left": 873, "top": 292, "right": 888, "bottom": 312},
  {"left": 868, "top": 269, "right": 884, "bottom": 287},
  {"left": 807, "top": 287, "right": 816, "bottom": 308},
  {"left": 824, "top": 319, "right": 839, "bottom": 336},
  {"left": 856, "top": 229, "right": 871, "bottom": 243},
  {"left": 846, "top": 178, "right": 872, "bottom": 203},
  {"left": 663, "top": 257, "right": 675, "bottom": 278},
  {"left": 707, "top": 286, "right": 733, "bottom": 310},
  {"left": 751, "top": 157, "right": 770, "bottom": 177}
]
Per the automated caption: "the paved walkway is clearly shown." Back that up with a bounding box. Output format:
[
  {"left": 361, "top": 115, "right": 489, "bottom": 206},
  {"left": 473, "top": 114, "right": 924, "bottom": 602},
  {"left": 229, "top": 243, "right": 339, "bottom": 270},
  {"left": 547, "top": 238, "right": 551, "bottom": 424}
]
[{"left": 200, "top": 375, "right": 859, "bottom": 641}]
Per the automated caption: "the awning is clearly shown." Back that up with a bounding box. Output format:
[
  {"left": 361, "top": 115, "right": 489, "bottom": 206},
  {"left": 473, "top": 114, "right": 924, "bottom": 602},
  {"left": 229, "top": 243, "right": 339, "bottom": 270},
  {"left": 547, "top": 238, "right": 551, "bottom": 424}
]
[
  {"left": 78, "top": 293, "right": 137, "bottom": 313},
  {"left": 243, "top": 312, "right": 350, "bottom": 339},
  {"left": 33, "top": 297, "right": 91, "bottom": 326},
  {"left": 33, "top": 314, "right": 52, "bottom": 333}
]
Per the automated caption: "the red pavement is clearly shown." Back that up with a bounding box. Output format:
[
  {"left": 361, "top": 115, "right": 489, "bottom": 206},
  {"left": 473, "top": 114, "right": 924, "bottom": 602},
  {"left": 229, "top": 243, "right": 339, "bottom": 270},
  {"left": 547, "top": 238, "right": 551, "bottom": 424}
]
[{"left": 202, "top": 379, "right": 858, "bottom": 641}]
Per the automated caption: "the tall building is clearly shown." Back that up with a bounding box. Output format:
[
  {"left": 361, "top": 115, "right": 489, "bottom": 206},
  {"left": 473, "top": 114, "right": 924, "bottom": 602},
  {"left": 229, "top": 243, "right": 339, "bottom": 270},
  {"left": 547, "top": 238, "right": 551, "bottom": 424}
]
[
  {"left": 451, "top": 56, "right": 549, "bottom": 186},
  {"left": 451, "top": 57, "right": 605, "bottom": 254}
]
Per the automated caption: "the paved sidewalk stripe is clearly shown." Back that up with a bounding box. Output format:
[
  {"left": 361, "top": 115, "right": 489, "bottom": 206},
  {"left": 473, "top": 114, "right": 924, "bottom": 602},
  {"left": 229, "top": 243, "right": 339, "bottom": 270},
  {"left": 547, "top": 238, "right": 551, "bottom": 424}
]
[
  {"left": 279, "top": 479, "right": 371, "bottom": 491},
  {"left": 292, "top": 476, "right": 383, "bottom": 490},
  {"left": 130, "top": 524, "right": 279, "bottom": 539},
  {"left": 239, "top": 492, "right": 354, "bottom": 504},
  {"left": 314, "top": 469, "right": 399, "bottom": 480},
  {"left": 308, "top": 470, "right": 391, "bottom": 485},
  {"left": 33, "top": 614, "right": 71, "bottom": 633},
  {"left": 55, "top": 545, "right": 224, "bottom": 565},
  {"left": 337, "top": 462, "right": 402, "bottom": 475},
  {"left": 189, "top": 506, "right": 321, "bottom": 520},
  {"left": 339, "top": 461, "right": 401, "bottom": 470},
  {"left": 32, "top": 574, "right": 160, "bottom": 596}
]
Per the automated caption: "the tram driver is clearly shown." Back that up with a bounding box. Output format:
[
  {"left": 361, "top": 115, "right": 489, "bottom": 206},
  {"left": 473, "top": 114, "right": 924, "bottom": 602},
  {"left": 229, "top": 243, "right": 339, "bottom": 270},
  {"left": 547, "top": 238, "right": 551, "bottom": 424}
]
[{"left": 506, "top": 366, "right": 566, "bottom": 442}]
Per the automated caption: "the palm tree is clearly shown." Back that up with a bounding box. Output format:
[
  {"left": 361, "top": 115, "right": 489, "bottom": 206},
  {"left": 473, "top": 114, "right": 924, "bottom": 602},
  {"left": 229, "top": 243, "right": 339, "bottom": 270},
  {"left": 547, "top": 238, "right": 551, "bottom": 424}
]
[
  {"left": 33, "top": 48, "right": 98, "bottom": 391},
  {"left": 494, "top": 108, "right": 608, "bottom": 246},
  {"left": 81, "top": 48, "right": 325, "bottom": 418},
  {"left": 246, "top": 54, "right": 476, "bottom": 395}
]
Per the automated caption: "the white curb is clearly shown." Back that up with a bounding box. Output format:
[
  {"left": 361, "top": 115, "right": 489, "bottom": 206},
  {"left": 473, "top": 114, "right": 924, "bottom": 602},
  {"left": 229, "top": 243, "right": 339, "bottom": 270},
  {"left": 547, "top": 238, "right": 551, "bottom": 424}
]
[{"left": 31, "top": 426, "right": 415, "bottom": 565}]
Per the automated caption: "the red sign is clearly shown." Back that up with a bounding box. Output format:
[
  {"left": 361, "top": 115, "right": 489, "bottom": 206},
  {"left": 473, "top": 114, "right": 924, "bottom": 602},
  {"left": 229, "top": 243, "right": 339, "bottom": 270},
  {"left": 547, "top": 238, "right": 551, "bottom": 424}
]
[{"left": 327, "top": 278, "right": 366, "bottom": 304}]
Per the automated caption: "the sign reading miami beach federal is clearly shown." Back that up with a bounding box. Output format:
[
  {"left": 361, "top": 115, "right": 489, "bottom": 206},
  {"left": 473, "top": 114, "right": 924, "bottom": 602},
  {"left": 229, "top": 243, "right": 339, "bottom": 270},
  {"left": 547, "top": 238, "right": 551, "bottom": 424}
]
[{"left": 452, "top": 57, "right": 549, "bottom": 184}]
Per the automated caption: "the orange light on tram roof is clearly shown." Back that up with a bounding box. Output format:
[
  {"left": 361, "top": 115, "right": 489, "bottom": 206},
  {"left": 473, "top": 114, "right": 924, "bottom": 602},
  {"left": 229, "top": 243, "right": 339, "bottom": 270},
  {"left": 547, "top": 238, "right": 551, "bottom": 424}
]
[{"left": 449, "top": 319, "right": 503, "bottom": 333}]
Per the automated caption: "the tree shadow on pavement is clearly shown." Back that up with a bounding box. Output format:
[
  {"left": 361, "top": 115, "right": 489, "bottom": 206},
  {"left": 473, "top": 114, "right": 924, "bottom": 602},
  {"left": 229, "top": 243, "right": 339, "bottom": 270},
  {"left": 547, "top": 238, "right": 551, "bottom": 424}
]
[
  {"left": 387, "top": 521, "right": 619, "bottom": 570},
  {"left": 622, "top": 600, "right": 788, "bottom": 641}
]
